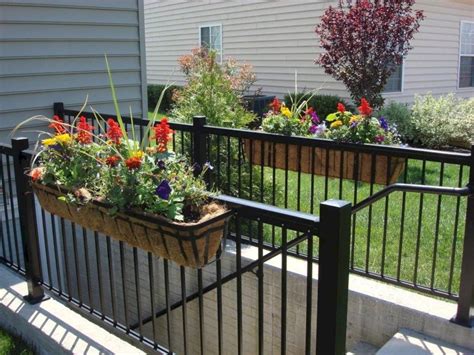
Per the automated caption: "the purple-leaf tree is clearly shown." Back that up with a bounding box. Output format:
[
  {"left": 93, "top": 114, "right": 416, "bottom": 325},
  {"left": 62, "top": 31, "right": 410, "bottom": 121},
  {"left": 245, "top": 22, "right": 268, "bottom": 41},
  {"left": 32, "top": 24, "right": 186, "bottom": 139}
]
[{"left": 315, "top": 0, "right": 424, "bottom": 108}]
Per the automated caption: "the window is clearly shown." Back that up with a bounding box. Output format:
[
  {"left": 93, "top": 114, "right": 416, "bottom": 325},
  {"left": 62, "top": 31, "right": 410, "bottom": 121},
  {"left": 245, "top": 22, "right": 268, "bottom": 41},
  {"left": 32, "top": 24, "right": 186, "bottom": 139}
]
[
  {"left": 384, "top": 63, "right": 403, "bottom": 93},
  {"left": 459, "top": 21, "right": 474, "bottom": 88},
  {"left": 200, "top": 24, "right": 222, "bottom": 63}
]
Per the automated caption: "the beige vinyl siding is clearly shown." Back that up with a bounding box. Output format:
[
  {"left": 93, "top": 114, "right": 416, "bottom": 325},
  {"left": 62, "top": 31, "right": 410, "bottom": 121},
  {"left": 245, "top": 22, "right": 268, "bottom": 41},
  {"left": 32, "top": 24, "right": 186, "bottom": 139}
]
[
  {"left": 145, "top": 0, "right": 474, "bottom": 105},
  {"left": 0, "top": 0, "right": 148, "bottom": 142}
]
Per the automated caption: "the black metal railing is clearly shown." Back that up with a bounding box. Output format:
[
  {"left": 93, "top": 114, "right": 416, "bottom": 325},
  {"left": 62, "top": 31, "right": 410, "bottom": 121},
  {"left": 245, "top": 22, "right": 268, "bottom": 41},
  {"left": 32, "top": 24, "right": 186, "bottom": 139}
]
[
  {"left": 58, "top": 104, "right": 473, "bottom": 304},
  {"left": 1, "top": 135, "right": 355, "bottom": 354}
]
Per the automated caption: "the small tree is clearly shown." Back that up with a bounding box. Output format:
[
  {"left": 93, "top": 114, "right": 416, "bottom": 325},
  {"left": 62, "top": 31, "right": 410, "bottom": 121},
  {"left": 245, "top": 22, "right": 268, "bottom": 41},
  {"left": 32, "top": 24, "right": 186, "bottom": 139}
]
[{"left": 315, "top": 0, "right": 424, "bottom": 108}]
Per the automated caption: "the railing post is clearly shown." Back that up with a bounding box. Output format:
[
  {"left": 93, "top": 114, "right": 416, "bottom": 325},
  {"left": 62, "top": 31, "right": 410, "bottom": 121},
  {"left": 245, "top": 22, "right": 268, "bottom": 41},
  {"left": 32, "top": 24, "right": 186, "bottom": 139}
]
[
  {"left": 192, "top": 115, "right": 207, "bottom": 176},
  {"left": 53, "top": 102, "right": 65, "bottom": 119},
  {"left": 11, "top": 137, "right": 46, "bottom": 304},
  {"left": 316, "top": 200, "right": 351, "bottom": 355},
  {"left": 453, "top": 144, "right": 474, "bottom": 327}
]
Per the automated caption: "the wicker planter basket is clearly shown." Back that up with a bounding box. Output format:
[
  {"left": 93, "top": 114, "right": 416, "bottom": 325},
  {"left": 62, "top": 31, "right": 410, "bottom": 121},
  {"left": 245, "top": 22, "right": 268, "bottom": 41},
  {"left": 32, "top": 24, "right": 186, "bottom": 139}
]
[
  {"left": 32, "top": 182, "right": 232, "bottom": 268},
  {"left": 243, "top": 139, "right": 405, "bottom": 185}
]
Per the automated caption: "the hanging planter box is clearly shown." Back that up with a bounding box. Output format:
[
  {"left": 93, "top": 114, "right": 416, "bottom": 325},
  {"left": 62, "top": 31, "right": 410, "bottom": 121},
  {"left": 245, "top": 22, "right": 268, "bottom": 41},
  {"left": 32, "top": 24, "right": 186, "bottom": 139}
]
[
  {"left": 243, "top": 139, "right": 405, "bottom": 185},
  {"left": 32, "top": 182, "right": 232, "bottom": 268}
]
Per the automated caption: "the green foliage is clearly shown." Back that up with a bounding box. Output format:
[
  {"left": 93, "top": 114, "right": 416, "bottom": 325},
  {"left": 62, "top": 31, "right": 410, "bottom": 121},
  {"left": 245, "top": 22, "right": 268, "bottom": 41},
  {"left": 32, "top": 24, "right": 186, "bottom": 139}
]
[
  {"left": 284, "top": 93, "right": 352, "bottom": 121},
  {"left": 377, "top": 101, "right": 413, "bottom": 141},
  {"left": 410, "top": 94, "right": 474, "bottom": 149},
  {"left": 0, "top": 328, "right": 34, "bottom": 355},
  {"left": 171, "top": 51, "right": 255, "bottom": 127},
  {"left": 148, "top": 84, "right": 181, "bottom": 113}
]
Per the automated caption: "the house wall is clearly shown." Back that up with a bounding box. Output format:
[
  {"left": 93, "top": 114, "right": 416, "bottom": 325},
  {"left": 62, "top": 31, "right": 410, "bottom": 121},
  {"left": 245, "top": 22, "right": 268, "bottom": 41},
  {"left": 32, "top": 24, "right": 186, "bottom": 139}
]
[
  {"left": 0, "top": 0, "right": 148, "bottom": 143},
  {"left": 144, "top": 0, "right": 474, "bottom": 105}
]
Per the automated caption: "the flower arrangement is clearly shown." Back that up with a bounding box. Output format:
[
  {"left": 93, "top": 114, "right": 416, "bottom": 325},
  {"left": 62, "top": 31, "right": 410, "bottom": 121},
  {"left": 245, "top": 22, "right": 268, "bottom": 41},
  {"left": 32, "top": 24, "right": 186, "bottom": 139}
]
[
  {"left": 30, "top": 114, "right": 214, "bottom": 222},
  {"left": 21, "top": 56, "right": 224, "bottom": 224},
  {"left": 261, "top": 97, "right": 400, "bottom": 145}
]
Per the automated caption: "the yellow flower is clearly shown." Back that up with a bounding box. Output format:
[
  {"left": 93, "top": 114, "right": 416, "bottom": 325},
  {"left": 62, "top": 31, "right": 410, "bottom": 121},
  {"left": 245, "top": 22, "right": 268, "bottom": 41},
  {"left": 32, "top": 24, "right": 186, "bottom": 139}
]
[
  {"left": 42, "top": 137, "right": 57, "bottom": 146},
  {"left": 131, "top": 150, "right": 144, "bottom": 159},
  {"left": 281, "top": 107, "right": 292, "bottom": 118},
  {"left": 55, "top": 133, "right": 72, "bottom": 144},
  {"left": 330, "top": 120, "right": 343, "bottom": 129},
  {"left": 349, "top": 116, "right": 359, "bottom": 125}
]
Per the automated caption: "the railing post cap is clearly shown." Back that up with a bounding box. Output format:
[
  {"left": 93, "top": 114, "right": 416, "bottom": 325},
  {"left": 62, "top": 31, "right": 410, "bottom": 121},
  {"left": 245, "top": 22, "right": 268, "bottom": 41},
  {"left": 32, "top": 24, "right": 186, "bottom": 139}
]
[
  {"left": 320, "top": 199, "right": 352, "bottom": 210},
  {"left": 11, "top": 137, "right": 29, "bottom": 150},
  {"left": 193, "top": 115, "right": 207, "bottom": 126}
]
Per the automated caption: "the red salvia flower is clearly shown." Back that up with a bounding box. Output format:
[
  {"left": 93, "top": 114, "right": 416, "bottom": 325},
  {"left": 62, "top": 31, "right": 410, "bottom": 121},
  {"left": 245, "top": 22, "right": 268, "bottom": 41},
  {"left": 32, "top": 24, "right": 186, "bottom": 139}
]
[
  {"left": 106, "top": 118, "right": 122, "bottom": 144},
  {"left": 269, "top": 98, "right": 281, "bottom": 112},
  {"left": 358, "top": 98, "right": 373, "bottom": 116},
  {"left": 49, "top": 115, "right": 66, "bottom": 135},
  {"left": 153, "top": 118, "right": 174, "bottom": 153},
  {"left": 125, "top": 157, "right": 141, "bottom": 170},
  {"left": 105, "top": 155, "right": 120, "bottom": 167},
  {"left": 337, "top": 103, "right": 346, "bottom": 113},
  {"left": 76, "top": 116, "right": 94, "bottom": 144}
]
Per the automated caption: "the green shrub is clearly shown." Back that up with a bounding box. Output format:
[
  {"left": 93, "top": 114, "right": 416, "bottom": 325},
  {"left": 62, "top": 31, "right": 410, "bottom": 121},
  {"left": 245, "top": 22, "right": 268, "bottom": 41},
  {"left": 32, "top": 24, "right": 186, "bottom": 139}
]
[
  {"left": 284, "top": 93, "right": 352, "bottom": 121},
  {"left": 148, "top": 84, "right": 181, "bottom": 113},
  {"left": 378, "top": 102, "right": 413, "bottom": 142},
  {"left": 410, "top": 93, "right": 474, "bottom": 149}
]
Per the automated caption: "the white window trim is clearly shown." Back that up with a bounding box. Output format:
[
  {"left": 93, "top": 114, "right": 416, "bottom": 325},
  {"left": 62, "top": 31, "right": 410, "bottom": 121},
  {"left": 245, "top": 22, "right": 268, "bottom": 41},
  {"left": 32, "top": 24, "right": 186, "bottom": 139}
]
[
  {"left": 198, "top": 23, "right": 223, "bottom": 63},
  {"left": 458, "top": 20, "right": 474, "bottom": 90},
  {"left": 383, "top": 60, "right": 405, "bottom": 95}
]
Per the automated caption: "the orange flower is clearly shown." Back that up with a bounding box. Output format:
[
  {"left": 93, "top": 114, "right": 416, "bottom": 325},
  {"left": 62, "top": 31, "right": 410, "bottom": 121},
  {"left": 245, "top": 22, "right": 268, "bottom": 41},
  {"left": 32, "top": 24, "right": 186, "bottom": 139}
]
[
  {"left": 30, "top": 167, "right": 44, "bottom": 182},
  {"left": 105, "top": 155, "right": 120, "bottom": 167},
  {"left": 125, "top": 157, "right": 141, "bottom": 170}
]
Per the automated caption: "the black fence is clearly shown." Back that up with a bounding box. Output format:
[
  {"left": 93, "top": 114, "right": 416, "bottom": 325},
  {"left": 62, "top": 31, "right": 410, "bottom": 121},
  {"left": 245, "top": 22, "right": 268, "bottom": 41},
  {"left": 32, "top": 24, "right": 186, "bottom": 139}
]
[
  {"left": 1, "top": 140, "right": 353, "bottom": 353},
  {"left": 0, "top": 102, "right": 473, "bottom": 353},
  {"left": 57, "top": 104, "right": 473, "bottom": 325}
]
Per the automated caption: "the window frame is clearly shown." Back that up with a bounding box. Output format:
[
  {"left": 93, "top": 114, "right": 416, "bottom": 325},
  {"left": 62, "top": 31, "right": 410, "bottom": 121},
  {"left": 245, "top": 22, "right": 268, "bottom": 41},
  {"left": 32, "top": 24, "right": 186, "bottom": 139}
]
[
  {"left": 383, "top": 60, "right": 405, "bottom": 95},
  {"left": 458, "top": 20, "right": 474, "bottom": 90},
  {"left": 199, "top": 23, "right": 223, "bottom": 63}
]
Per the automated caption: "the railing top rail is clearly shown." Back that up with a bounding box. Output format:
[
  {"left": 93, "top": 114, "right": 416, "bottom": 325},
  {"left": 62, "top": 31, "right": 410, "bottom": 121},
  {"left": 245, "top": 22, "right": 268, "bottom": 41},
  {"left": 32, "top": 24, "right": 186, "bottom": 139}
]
[
  {"left": 352, "top": 183, "right": 473, "bottom": 214},
  {"left": 62, "top": 109, "right": 194, "bottom": 132},
  {"left": 62, "top": 108, "right": 471, "bottom": 165},
  {"left": 216, "top": 194, "right": 320, "bottom": 234},
  {"left": 0, "top": 143, "right": 13, "bottom": 155},
  {"left": 203, "top": 125, "right": 471, "bottom": 165}
]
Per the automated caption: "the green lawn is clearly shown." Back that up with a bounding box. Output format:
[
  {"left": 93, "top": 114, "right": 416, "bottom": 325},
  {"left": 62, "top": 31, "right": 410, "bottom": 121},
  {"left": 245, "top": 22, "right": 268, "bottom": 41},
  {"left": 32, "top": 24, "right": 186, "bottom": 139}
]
[
  {"left": 0, "top": 328, "right": 34, "bottom": 355},
  {"left": 153, "top": 117, "right": 468, "bottom": 295},
  {"left": 242, "top": 160, "right": 468, "bottom": 296},
  {"left": 148, "top": 111, "right": 168, "bottom": 119}
]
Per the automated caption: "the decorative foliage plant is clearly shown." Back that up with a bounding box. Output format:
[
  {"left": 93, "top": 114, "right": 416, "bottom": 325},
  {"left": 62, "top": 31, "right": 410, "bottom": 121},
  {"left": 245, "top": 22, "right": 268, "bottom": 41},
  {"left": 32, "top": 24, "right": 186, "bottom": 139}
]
[
  {"left": 172, "top": 48, "right": 256, "bottom": 127},
  {"left": 315, "top": 0, "right": 424, "bottom": 108}
]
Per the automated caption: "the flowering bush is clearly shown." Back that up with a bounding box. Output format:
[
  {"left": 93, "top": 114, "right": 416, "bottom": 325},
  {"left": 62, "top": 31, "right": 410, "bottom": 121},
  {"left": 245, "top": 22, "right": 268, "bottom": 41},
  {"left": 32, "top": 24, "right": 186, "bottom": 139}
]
[
  {"left": 22, "top": 57, "right": 217, "bottom": 223},
  {"left": 172, "top": 49, "right": 255, "bottom": 128},
  {"left": 410, "top": 94, "right": 474, "bottom": 149},
  {"left": 261, "top": 97, "right": 400, "bottom": 145}
]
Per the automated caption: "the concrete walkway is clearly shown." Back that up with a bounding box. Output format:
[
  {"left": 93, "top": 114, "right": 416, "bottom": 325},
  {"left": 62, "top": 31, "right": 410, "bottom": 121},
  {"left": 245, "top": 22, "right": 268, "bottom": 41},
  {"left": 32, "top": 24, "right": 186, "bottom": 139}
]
[
  {"left": 0, "top": 264, "right": 146, "bottom": 355},
  {"left": 377, "top": 328, "right": 474, "bottom": 355}
]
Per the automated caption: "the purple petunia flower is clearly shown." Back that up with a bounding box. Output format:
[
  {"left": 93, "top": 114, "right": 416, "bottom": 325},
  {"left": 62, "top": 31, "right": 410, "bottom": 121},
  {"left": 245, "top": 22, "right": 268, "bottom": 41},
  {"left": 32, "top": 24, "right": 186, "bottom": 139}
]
[
  {"left": 311, "top": 112, "right": 320, "bottom": 124},
  {"left": 155, "top": 180, "right": 171, "bottom": 200},
  {"left": 193, "top": 163, "right": 201, "bottom": 175},
  {"left": 379, "top": 117, "right": 389, "bottom": 131},
  {"left": 157, "top": 159, "right": 166, "bottom": 169}
]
